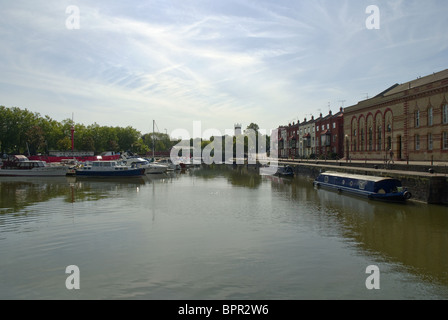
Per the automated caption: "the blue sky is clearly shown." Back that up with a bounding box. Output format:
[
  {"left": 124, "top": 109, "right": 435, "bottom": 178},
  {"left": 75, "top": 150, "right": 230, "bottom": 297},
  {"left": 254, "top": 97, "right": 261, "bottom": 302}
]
[{"left": 1, "top": 0, "right": 447, "bottom": 138}]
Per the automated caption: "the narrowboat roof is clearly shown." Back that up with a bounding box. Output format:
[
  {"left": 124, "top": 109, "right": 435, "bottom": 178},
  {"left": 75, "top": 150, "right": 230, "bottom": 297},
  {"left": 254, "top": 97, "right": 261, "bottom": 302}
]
[{"left": 318, "top": 171, "right": 397, "bottom": 183}]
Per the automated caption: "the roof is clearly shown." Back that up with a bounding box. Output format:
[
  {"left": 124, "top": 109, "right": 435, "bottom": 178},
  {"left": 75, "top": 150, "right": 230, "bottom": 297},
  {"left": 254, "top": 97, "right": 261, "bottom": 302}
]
[
  {"left": 345, "top": 69, "right": 448, "bottom": 114},
  {"left": 320, "top": 171, "right": 396, "bottom": 183},
  {"left": 383, "top": 69, "right": 448, "bottom": 97}
]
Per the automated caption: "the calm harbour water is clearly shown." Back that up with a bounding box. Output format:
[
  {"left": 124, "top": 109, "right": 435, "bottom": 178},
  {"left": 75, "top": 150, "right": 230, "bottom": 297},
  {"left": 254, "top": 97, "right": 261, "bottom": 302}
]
[{"left": 1, "top": 165, "right": 447, "bottom": 300}]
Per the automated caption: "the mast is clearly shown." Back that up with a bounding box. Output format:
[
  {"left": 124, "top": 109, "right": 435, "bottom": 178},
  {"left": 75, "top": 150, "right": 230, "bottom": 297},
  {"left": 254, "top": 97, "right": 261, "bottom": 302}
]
[
  {"left": 152, "top": 120, "right": 155, "bottom": 160},
  {"left": 71, "top": 113, "right": 75, "bottom": 151}
]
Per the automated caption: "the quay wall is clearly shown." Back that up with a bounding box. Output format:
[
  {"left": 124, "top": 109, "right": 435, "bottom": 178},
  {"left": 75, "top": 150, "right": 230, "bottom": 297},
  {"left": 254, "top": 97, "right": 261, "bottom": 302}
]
[{"left": 275, "top": 161, "right": 448, "bottom": 205}]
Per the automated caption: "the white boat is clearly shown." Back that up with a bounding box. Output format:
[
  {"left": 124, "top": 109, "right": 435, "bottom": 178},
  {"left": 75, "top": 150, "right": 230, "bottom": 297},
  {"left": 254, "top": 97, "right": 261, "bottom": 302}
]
[
  {"left": 0, "top": 155, "right": 68, "bottom": 176},
  {"left": 75, "top": 160, "right": 145, "bottom": 177},
  {"left": 154, "top": 158, "right": 181, "bottom": 171},
  {"left": 121, "top": 157, "right": 168, "bottom": 175}
]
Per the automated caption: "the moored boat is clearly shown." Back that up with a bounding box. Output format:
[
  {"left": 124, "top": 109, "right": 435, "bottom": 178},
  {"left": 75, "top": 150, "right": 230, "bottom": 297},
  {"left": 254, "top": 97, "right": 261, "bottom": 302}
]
[
  {"left": 154, "top": 158, "right": 181, "bottom": 171},
  {"left": 74, "top": 160, "right": 145, "bottom": 177},
  {"left": 121, "top": 157, "right": 168, "bottom": 174},
  {"left": 313, "top": 171, "right": 412, "bottom": 202},
  {"left": 0, "top": 155, "right": 68, "bottom": 176},
  {"left": 260, "top": 165, "right": 294, "bottom": 177}
]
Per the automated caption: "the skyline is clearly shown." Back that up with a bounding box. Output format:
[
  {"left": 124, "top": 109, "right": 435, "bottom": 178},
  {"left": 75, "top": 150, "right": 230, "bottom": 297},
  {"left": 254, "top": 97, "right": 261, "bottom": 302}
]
[{"left": 1, "top": 0, "right": 447, "bottom": 138}]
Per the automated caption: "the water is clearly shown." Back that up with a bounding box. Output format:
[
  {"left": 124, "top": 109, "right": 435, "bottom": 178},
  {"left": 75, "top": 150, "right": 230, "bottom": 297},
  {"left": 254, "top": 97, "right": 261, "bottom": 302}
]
[{"left": 1, "top": 165, "right": 447, "bottom": 300}]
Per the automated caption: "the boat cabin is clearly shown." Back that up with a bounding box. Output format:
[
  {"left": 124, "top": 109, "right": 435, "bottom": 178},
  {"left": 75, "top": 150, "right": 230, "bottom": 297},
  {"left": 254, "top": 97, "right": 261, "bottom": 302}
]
[
  {"left": 1, "top": 155, "right": 47, "bottom": 169},
  {"left": 314, "top": 171, "right": 411, "bottom": 201}
]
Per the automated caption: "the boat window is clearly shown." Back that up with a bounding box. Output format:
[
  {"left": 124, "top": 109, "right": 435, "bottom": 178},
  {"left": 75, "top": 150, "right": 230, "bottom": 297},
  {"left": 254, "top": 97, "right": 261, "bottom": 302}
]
[
  {"left": 324, "top": 176, "right": 329, "bottom": 183},
  {"left": 359, "top": 181, "right": 367, "bottom": 190}
]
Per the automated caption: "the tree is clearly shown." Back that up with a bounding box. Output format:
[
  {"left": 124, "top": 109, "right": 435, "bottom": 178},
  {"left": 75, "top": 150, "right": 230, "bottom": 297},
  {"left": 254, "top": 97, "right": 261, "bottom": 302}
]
[{"left": 245, "top": 123, "right": 259, "bottom": 134}]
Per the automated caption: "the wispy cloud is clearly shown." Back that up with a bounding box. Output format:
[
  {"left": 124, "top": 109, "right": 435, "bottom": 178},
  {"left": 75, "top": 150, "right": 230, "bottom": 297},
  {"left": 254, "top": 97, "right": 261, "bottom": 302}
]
[{"left": 0, "top": 0, "right": 447, "bottom": 134}]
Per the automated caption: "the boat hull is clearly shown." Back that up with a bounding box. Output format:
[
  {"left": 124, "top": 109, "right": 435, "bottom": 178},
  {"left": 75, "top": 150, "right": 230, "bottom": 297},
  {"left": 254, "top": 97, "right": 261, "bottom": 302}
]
[
  {"left": 75, "top": 168, "right": 145, "bottom": 177},
  {"left": 0, "top": 167, "right": 68, "bottom": 177},
  {"left": 313, "top": 171, "right": 411, "bottom": 202}
]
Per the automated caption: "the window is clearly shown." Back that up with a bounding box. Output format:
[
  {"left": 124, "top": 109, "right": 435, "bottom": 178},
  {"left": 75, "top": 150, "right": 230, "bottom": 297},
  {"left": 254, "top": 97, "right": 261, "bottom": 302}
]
[
  {"left": 368, "top": 127, "right": 373, "bottom": 151},
  {"left": 316, "top": 126, "right": 319, "bottom": 132},
  {"left": 360, "top": 128, "right": 365, "bottom": 151},
  {"left": 327, "top": 124, "right": 330, "bottom": 130},
  {"left": 353, "top": 129, "right": 357, "bottom": 137},
  {"left": 415, "top": 110, "right": 420, "bottom": 128},
  {"left": 387, "top": 123, "right": 392, "bottom": 132},
  {"left": 428, "top": 107, "right": 433, "bottom": 126},
  {"left": 377, "top": 126, "right": 382, "bottom": 151},
  {"left": 428, "top": 133, "right": 433, "bottom": 151},
  {"left": 444, "top": 132, "right": 448, "bottom": 150},
  {"left": 333, "top": 122, "right": 336, "bottom": 129},
  {"left": 415, "top": 134, "right": 420, "bottom": 151},
  {"left": 322, "top": 125, "right": 324, "bottom": 131},
  {"left": 443, "top": 104, "right": 448, "bottom": 124}
]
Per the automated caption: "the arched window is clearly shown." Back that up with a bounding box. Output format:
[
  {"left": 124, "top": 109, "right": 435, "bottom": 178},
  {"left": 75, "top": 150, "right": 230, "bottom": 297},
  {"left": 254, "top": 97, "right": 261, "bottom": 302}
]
[
  {"left": 387, "top": 136, "right": 392, "bottom": 151},
  {"left": 377, "top": 126, "right": 382, "bottom": 151}
]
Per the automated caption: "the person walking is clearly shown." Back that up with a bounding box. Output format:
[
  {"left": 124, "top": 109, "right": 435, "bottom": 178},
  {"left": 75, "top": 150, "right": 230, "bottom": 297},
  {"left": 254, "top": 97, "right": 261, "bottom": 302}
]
[{"left": 389, "top": 149, "right": 394, "bottom": 164}]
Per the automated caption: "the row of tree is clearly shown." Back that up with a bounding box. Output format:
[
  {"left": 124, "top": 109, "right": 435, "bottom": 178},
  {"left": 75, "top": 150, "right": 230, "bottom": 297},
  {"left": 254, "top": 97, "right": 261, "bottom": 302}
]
[
  {"left": 0, "top": 106, "right": 271, "bottom": 159},
  {"left": 0, "top": 106, "right": 177, "bottom": 156}
]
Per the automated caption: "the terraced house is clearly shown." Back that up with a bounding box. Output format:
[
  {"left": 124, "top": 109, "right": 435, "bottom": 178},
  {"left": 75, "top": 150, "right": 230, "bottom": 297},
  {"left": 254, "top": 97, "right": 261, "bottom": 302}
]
[
  {"left": 344, "top": 69, "right": 448, "bottom": 162},
  {"left": 277, "top": 108, "right": 344, "bottom": 159}
]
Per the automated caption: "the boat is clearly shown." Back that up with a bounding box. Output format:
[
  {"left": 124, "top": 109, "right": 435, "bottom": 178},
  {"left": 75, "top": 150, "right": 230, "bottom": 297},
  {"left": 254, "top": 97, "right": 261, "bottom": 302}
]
[
  {"left": 260, "top": 165, "right": 294, "bottom": 177},
  {"left": 154, "top": 158, "right": 181, "bottom": 171},
  {"left": 121, "top": 157, "right": 168, "bottom": 174},
  {"left": 0, "top": 155, "right": 69, "bottom": 176},
  {"left": 313, "top": 171, "right": 412, "bottom": 202},
  {"left": 275, "top": 165, "right": 294, "bottom": 177},
  {"left": 74, "top": 160, "right": 145, "bottom": 177}
]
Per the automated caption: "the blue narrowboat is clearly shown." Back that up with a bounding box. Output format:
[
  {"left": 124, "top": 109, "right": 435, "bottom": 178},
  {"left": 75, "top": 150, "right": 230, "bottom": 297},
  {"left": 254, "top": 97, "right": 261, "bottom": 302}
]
[{"left": 313, "top": 171, "right": 412, "bottom": 202}]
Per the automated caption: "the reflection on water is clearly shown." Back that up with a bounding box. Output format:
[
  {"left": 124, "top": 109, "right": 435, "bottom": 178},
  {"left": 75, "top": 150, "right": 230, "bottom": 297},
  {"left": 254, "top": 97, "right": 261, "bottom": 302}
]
[
  {"left": 0, "top": 166, "right": 447, "bottom": 299},
  {"left": 268, "top": 173, "right": 448, "bottom": 288}
]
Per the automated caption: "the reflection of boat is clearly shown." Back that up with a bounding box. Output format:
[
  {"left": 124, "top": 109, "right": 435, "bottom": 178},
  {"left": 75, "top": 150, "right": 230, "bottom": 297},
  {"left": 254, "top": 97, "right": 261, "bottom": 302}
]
[
  {"left": 313, "top": 171, "right": 412, "bottom": 202},
  {"left": 75, "top": 160, "right": 145, "bottom": 177},
  {"left": 0, "top": 155, "right": 68, "bottom": 176}
]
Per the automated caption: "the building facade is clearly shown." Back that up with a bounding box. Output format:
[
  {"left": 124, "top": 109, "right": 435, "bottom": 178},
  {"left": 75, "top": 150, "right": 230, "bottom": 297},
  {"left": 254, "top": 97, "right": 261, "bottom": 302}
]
[
  {"left": 344, "top": 69, "right": 448, "bottom": 161},
  {"left": 315, "top": 108, "right": 344, "bottom": 159},
  {"left": 277, "top": 108, "right": 344, "bottom": 160},
  {"left": 298, "top": 117, "right": 316, "bottom": 158}
]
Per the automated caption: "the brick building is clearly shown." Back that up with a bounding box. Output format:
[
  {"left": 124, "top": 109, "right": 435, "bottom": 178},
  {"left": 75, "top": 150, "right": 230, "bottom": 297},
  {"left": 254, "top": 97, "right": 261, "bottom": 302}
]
[
  {"left": 344, "top": 69, "right": 448, "bottom": 161},
  {"left": 315, "top": 108, "right": 344, "bottom": 159}
]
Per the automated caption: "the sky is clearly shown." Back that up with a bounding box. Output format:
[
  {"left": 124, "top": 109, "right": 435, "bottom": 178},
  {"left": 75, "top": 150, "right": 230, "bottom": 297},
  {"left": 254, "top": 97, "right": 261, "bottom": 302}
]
[{"left": 1, "top": 0, "right": 447, "bottom": 139}]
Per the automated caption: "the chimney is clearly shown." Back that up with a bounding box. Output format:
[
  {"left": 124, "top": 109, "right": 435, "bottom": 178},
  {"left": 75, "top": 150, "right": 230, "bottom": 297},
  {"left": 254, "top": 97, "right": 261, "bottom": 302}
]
[{"left": 340, "top": 107, "right": 343, "bottom": 112}]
